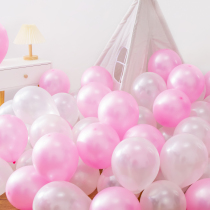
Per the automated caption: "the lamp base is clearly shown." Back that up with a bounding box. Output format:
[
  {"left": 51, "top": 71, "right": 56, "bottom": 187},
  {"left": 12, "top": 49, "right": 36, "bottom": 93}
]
[{"left": 23, "top": 55, "right": 38, "bottom": 60}]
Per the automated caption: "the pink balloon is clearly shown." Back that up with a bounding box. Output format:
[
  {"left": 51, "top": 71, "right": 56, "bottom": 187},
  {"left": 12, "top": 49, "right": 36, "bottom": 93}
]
[
  {"left": 204, "top": 95, "right": 210, "bottom": 103},
  {"left": 167, "top": 64, "right": 205, "bottom": 102},
  {"left": 191, "top": 101, "right": 210, "bottom": 124},
  {"left": 0, "top": 24, "right": 9, "bottom": 64},
  {"left": 138, "top": 106, "right": 157, "bottom": 127},
  {"left": 69, "top": 158, "right": 100, "bottom": 195},
  {"left": 205, "top": 71, "right": 210, "bottom": 98},
  {"left": 124, "top": 124, "right": 165, "bottom": 154},
  {"left": 197, "top": 85, "right": 206, "bottom": 101},
  {"left": 148, "top": 49, "right": 182, "bottom": 82},
  {"left": 6, "top": 166, "right": 48, "bottom": 210},
  {"left": 185, "top": 178, "right": 210, "bottom": 210},
  {"left": 160, "top": 134, "right": 208, "bottom": 188},
  {"left": 98, "top": 91, "right": 139, "bottom": 139},
  {"left": 159, "top": 126, "right": 175, "bottom": 141},
  {"left": 81, "top": 66, "right": 113, "bottom": 90},
  {"left": 112, "top": 137, "right": 160, "bottom": 193},
  {"left": 77, "top": 82, "right": 111, "bottom": 118},
  {"left": 39, "top": 69, "right": 70, "bottom": 95},
  {"left": 90, "top": 187, "right": 141, "bottom": 210},
  {"left": 16, "top": 149, "right": 33, "bottom": 169},
  {"left": 77, "top": 123, "right": 120, "bottom": 169},
  {"left": 140, "top": 180, "right": 186, "bottom": 210},
  {"left": 0, "top": 115, "right": 28, "bottom": 162},
  {"left": 33, "top": 181, "right": 91, "bottom": 210},
  {"left": 153, "top": 89, "right": 191, "bottom": 127},
  {"left": 33, "top": 133, "right": 79, "bottom": 182}
]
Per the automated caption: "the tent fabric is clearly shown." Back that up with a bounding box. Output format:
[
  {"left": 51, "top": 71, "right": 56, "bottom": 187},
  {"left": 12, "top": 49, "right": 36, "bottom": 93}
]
[{"left": 95, "top": 0, "right": 181, "bottom": 92}]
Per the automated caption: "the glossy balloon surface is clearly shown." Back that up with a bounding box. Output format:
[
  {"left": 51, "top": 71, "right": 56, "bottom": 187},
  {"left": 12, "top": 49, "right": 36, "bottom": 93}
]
[
  {"left": 16, "top": 149, "right": 33, "bottom": 169},
  {"left": 138, "top": 106, "right": 157, "bottom": 127},
  {"left": 0, "top": 100, "right": 15, "bottom": 116},
  {"left": 205, "top": 71, "right": 210, "bottom": 98},
  {"left": 0, "top": 23, "right": 9, "bottom": 64},
  {"left": 159, "top": 126, "right": 175, "bottom": 141}
]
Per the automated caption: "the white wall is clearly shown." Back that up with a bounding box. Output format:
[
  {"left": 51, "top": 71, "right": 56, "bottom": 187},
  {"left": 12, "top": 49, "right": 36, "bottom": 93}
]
[{"left": 1, "top": 0, "right": 210, "bottom": 95}]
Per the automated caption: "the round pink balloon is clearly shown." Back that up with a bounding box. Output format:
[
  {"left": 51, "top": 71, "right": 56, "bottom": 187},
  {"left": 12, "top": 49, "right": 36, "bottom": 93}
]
[
  {"left": 124, "top": 124, "right": 165, "bottom": 154},
  {"left": 160, "top": 134, "right": 208, "bottom": 188},
  {"left": 77, "top": 123, "right": 120, "bottom": 169},
  {"left": 185, "top": 178, "right": 210, "bottom": 210},
  {"left": 148, "top": 49, "right": 182, "bottom": 82},
  {"left": 81, "top": 66, "right": 113, "bottom": 90},
  {"left": 0, "top": 115, "right": 28, "bottom": 162},
  {"left": 153, "top": 89, "right": 191, "bottom": 127},
  {"left": 6, "top": 166, "right": 48, "bottom": 210},
  {"left": 98, "top": 91, "right": 139, "bottom": 139},
  {"left": 77, "top": 82, "right": 111, "bottom": 118},
  {"left": 33, "top": 181, "right": 92, "bottom": 210},
  {"left": 205, "top": 71, "right": 210, "bottom": 98},
  {"left": 138, "top": 106, "right": 157, "bottom": 127},
  {"left": 33, "top": 133, "right": 79, "bottom": 182},
  {"left": 90, "top": 187, "right": 141, "bottom": 210},
  {"left": 140, "top": 180, "right": 186, "bottom": 210},
  {"left": 39, "top": 69, "right": 70, "bottom": 95},
  {"left": 159, "top": 126, "right": 175, "bottom": 141},
  {"left": 167, "top": 64, "right": 205, "bottom": 102},
  {"left": 112, "top": 137, "right": 160, "bottom": 193},
  {"left": 190, "top": 101, "right": 210, "bottom": 124},
  {"left": 0, "top": 24, "right": 9, "bottom": 64}
]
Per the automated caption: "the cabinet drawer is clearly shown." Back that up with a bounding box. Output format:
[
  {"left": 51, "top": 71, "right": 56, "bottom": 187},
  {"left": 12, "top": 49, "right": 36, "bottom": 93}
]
[{"left": 0, "top": 64, "right": 51, "bottom": 90}]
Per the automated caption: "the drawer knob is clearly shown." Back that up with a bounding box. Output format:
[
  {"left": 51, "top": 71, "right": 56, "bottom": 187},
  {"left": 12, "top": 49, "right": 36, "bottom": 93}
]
[{"left": 24, "top": 74, "right": 28, "bottom": 79}]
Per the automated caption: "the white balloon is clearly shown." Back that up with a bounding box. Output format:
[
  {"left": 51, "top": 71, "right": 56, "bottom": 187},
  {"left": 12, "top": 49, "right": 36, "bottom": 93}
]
[
  {"left": 0, "top": 100, "right": 15, "bottom": 116},
  {"left": 16, "top": 149, "right": 33, "bottom": 169},
  {"left": 138, "top": 106, "right": 157, "bottom": 127}
]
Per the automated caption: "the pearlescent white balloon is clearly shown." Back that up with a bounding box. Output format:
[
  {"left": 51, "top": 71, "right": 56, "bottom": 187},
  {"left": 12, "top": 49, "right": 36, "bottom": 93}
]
[
  {"left": 33, "top": 181, "right": 91, "bottom": 210},
  {"left": 159, "top": 126, "right": 175, "bottom": 141},
  {"left": 138, "top": 106, "right": 157, "bottom": 127},
  {"left": 70, "top": 158, "right": 100, "bottom": 195},
  {"left": 13, "top": 86, "right": 59, "bottom": 124},
  {"left": 53, "top": 93, "right": 79, "bottom": 126},
  {"left": 16, "top": 149, "right": 33, "bottom": 169},
  {"left": 160, "top": 134, "right": 208, "bottom": 188},
  {"left": 140, "top": 180, "right": 186, "bottom": 210},
  {"left": 97, "top": 167, "right": 122, "bottom": 192},
  {"left": 0, "top": 157, "right": 13, "bottom": 195},
  {"left": 0, "top": 100, "right": 15, "bottom": 116},
  {"left": 29, "top": 114, "right": 73, "bottom": 147},
  {"left": 200, "top": 158, "right": 210, "bottom": 180},
  {"left": 72, "top": 117, "right": 98, "bottom": 142},
  {"left": 131, "top": 72, "right": 167, "bottom": 110}
]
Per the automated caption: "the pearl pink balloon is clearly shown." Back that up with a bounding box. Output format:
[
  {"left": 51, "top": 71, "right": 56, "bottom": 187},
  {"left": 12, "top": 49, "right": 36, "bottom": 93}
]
[
  {"left": 197, "top": 85, "right": 206, "bottom": 101},
  {"left": 0, "top": 115, "right": 28, "bottom": 162},
  {"left": 69, "top": 158, "right": 100, "bottom": 195},
  {"left": 112, "top": 137, "right": 160, "bottom": 193},
  {"left": 140, "top": 180, "right": 186, "bottom": 210},
  {"left": 191, "top": 101, "right": 210, "bottom": 124},
  {"left": 16, "top": 149, "right": 33, "bottom": 169},
  {"left": 200, "top": 158, "right": 210, "bottom": 180},
  {"left": 33, "top": 133, "right": 79, "bottom": 182},
  {"left": 53, "top": 93, "right": 79, "bottom": 126},
  {"left": 33, "top": 181, "right": 91, "bottom": 210},
  {"left": 148, "top": 49, "right": 182, "bottom": 82},
  {"left": 0, "top": 100, "right": 15, "bottom": 116},
  {"left": 204, "top": 95, "right": 210, "bottom": 103},
  {"left": 138, "top": 106, "right": 157, "bottom": 127},
  {"left": 6, "top": 166, "right": 48, "bottom": 210},
  {"left": 73, "top": 117, "right": 99, "bottom": 142},
  {"left": 81, "top": 66, "right": 113, "bottom": 90},
  {"left": 160, "top": 134, "right": 208, "bottom": 188},
  {"left": 174, "top": 117, "right": 210, "bottom": 156},
  {"left": 77, "top": 82, "right": 111, "bottom": 118},
  {"left": 98, "top": 91, "right": 139, "bottom": 139},
  {"left": 90, "top": 187, "right": 141, "bottom": 210},
  {"left": 0, "top": 157, "right": 13, "bottom": 195},
  {"left": 0, "top": 23, "right": 9, "bottom": 64},
  {"left": 97, "top": 166, "right": 122, "bottom": 192},
  {"left": 131, "top": 72, "right": 167, "bottom": 110},
  {"left": 159, "top": 126, "right": 175, "bottom": 141},
  {"left": 153, "top": 89, "right": 191, "bottom": 127},
  {"left": 205, "top": 71, "right": 210, "bottom": 98},
  {"left": 77, "top": 123, "right": 120, "bottom": 169},
  {"left": 39, "top": 69, "right": 70, "bottom": 95},
  {"left": 13, "top": 86, "right": 59, "bottom": 124},
  {"left": 167, "top": 64, "right": 205, "bottom": 102},
  {"left": 124, "top": 124, "right": 165, "bottom": 154},
  {"left": 29, "top": 114, "right": 73, "bottom": 147},
  {"left": 185, "top": 178, "right": 210, "bottom": 210}
]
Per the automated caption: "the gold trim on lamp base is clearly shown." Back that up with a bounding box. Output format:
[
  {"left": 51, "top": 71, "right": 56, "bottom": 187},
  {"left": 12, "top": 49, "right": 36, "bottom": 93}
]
[{"left": 23, "top": 55, "right": 38, "bottom": 60}]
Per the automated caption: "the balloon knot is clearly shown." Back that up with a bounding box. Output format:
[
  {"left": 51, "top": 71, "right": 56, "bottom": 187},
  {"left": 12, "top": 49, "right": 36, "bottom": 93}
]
[{"left": 13, "top": 161, "right": 16, "bottom": 164}]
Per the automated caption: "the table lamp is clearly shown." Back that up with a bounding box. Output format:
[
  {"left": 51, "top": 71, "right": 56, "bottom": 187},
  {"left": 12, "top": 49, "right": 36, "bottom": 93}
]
[{"left": 14, "top": 24, "right": 45, "bottom": 60}]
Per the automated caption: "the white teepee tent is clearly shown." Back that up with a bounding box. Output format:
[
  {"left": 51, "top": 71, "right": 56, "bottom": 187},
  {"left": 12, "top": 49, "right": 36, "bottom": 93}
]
[{"left": 95, "top": 0, "right": 182, "bottom": 92}]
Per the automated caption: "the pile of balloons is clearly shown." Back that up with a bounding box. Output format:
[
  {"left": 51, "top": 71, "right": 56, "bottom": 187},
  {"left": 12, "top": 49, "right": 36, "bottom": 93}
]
[{"left": 1, "top": 49, "right": 210, "bottom": 210}]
